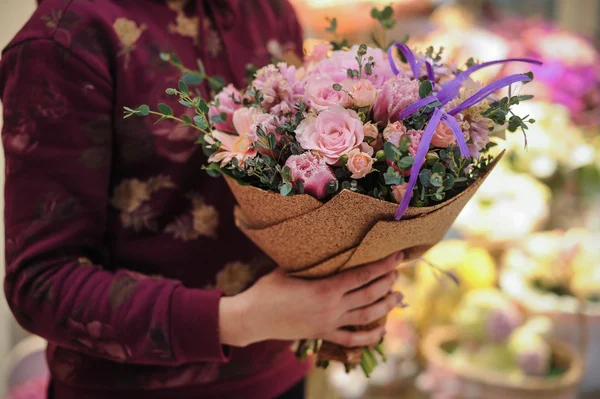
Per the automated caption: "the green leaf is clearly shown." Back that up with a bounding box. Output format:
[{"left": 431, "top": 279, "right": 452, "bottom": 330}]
[
  {"left": 381, "top": 5, "right": 393, "bottom": 20},
  {"left": 157, "top": 103, "right": 173, "bottom": 116},
  {"left": 338, "top": 154, "right": 348, "bottom": 165},
  {"left": 159, "top": 53, "right": 171, "bottom": 62},
  {"left": 123, "top": 106, "right": 136, "bottom": 112},
  {"left": 430, "top": 173, "right": 443, "bottom": 187},
  {"left": 179, "top": 99, "right": 193, "bottom": 107},
  {"left": 443, "top": 174, "right": 455, "bottom": 190},
  {"left": 370, "top": 8, "right": 379, "bottom": 18},
  {"left": 182, "top": 114, "right": 192, "bottom": 125},
  {"left": 198, "top": 99, "right": 210, "bottom": 115},
  {"left": 524, "top": 71, "right": 534, "bottom": 82},
  {"left": 194, "top": 115, "right": 208, "bottom": 130},
  {"left": 178, "top": 80, "right": 189, "bottom": 94},
  {"left": 398, "top": 135, "right": 411, "bottom": 153},
  {"left": 296, "top": 180, "right": 305, "bottom": 194},
  {"left": 364, "top": 62, "right": 373, "bottom": 76},
  {"left": 182, "top": 72, "right": 204, "bottom": 86},
  {"left": 211, "top": 114, "right": 225, "bottom": 124},
  {"left": 419, "top": 80, "right": 433, "bottom": 99},
  {"left": 326, "top": 17, "right": 338, "bottom": 33},
  {"left": 282, "top": 166, "right": 292, "bottom": 182},
  {"left": 136, "top": 105, "right": 150, "bottom": 116},
  {"left": 383, "top": 167, "right": 403, "bottom": 185},
  {"left": 419, "top": 169, "right": 432, "bottom": 187},
  {"left": 432, "top": 162, "right": 445, "bottom": 175},
  {"left": 267, "top": 133, "right": 277, "bottom": 149},
  {"left": 209, "top": 76, "right": 226, "bottom": 92},
  {"left": 280, "top": 183, "right": 293, "bottom": 196},
  {"left": 384, "top": 142, "right": 403, "bottom": 162},
  {"left": 332, "top": 83, "right": 343, "bottom": 91},
  {"left": 165, "top": 88, "right": 176, "bottom": 95},
  {"left": 397, "top": 156, "right": 414, "bottom": 169},
  {"left": 517, "top": 94, "right": 534, "bottom": 101}
]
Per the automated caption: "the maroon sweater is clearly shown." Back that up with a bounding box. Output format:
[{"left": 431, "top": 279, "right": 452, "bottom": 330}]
[{"left": 0, "top": 1, "right": 309, "bottom": 398}]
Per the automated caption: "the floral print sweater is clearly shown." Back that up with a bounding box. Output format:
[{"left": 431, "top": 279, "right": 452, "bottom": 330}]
[{"left": 0, "top": 0, "right": 308, "bottom": 398}]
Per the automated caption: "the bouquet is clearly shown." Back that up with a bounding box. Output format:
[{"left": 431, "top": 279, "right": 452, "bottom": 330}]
[{"left": 125, "top": 10, "right": 540, "bottom": 375}]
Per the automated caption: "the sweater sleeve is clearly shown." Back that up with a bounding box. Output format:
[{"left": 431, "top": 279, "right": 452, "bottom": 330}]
[{"left": 1, "top": 39, "right": 230, "bottom": 366}]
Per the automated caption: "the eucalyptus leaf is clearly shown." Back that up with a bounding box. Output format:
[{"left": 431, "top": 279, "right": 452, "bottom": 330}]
[
  {"left": 157, "top": 103, "right": 173, "bottom": 116},
  {"left": 178, "top": 80, "right": 189, "bottom": 94},
  {"left": 194, "top": 115, "right": 208, "bottom": 130},
  {"left": 137, "top": 105, "right": 150, "bottom": 116},
  {"left": 182, "top": 72, "right": 204, "bottom": 86},
  {"left": 397, "top": 156, "right": 414, "bottom": 169}
]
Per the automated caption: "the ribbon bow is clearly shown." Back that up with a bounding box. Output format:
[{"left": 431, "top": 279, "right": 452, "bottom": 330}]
[{"left": 388, "top": 43, "right": 542, "bottom": 220}]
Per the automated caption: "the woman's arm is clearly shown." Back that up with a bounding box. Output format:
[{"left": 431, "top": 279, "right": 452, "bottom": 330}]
[{"left": 1, "top": 39, "right": 228, "bottom": 366}]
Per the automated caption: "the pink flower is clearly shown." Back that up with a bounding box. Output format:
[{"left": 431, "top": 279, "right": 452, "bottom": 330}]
[
  {"left": 304, "top": 74, "right": 352, "bottom": 112},
  {"left": 350, "top": 79, "right": 378, "bottom": 108},
  {"left": 518, "top": 349, "right": 551, "bottom": 376},
  {"left": 486, "top": 308, "right": 523, "bottom": 343},
  {"left": 363, "top": 122, "right": 383, "bottom": 151},
  {"left": 207, "top": 132, "right": 256, "bottom": 167},
  {"left": 383, "top": 122, "right": 424, "bottom": 157},
  {"left": 311, "top": 45, "right": 394, "bottom": 88},
  {"left": 295, "top": 105, "right": 364, "bottom": 164},
  {"left": 285, "top": 152, "right": 336, "bottom": 199},
  {"left": 248, "top": 113, "right": 285, "bottom": 143},
  {"left": 305, "top": 43, "right": 332, "bottom": 64},
  {"left": 431, "top": 121, "right": 457, "bottom": 148},
  {"left": 385, "top": 124, "right": 423, "bottom": 157},
  {"left": 468, "top": 119, "right": 491, "bottom": 157},
  {"left": 346, "top": 148, "right": 374, "bottom": 179},
  {"left": 252, "top": 63, "right": 305, "bottom": 112},
  {"left": 209, "top": 84, "right": 243, "bottom": 133},
  {"left": 231, "top": 107, "right": 260, "bottom": 137},
  {"left": 207, "top": 107, "right": 259, "bottom": 167},
  {"left": 392, "top": 183, "right": 408, "bottom": 203},
  {"left": 373, "top": 76, "right": 420, "bottom": 124}
]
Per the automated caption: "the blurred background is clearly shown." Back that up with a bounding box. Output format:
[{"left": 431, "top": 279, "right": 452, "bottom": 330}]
[{"left": 0, "top": 0, "right": 599, "bottom": 398}]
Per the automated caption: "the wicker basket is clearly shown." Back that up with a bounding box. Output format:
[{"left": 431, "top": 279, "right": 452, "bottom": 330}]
[{"left": 420, "top": 326, "right": 583, "bottom": 399}]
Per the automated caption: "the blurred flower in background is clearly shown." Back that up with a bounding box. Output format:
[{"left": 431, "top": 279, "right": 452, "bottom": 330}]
[{"left": 453, "top": 162, "right": 551, "bottom": 246}]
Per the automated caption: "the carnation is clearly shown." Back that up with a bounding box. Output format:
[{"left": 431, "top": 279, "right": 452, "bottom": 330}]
[
  {"left": 285, "top": 152, "right": 336, "bottom": 199},
  {"left": 253, "top": 63, "right": 306, "bottom": 112},
  {"left": 373, "top": 76, "right": 420, "bottom": 124}
]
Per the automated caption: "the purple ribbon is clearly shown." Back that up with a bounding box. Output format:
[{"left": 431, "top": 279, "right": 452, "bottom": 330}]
[{"left": 388, "top": 43, "right": 543, "bottom": 220}]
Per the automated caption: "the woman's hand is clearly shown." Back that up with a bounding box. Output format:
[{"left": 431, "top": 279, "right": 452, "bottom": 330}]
[{"left": 219, "top": 252, "right": 405, "bottom": 348}]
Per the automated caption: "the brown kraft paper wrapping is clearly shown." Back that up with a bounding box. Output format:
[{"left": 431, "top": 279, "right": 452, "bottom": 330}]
[{"left": 227, "top": 152, "right": 504, "bottom": 362}]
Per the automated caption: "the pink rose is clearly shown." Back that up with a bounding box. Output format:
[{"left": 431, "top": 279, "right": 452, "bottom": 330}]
[
  {"left": 392, "top": 183, "right": 409, "bottom": 203},
  {"left": 430, "top": 121, "right": 456, "bottom": 148},
  {"left": 295, "top": 105, "right": 364, "bottom": 164},
  {"left": 311, "top": 45, "right": 394, "bottom": 88},
  {"left": 209, "top": 84, "right": 243, "bottom": 133},
  {"left": 346, "top": 148, "right": 374, "bottom": 179},
  {"left": 373, "top": 76, "right": 420, "bottom": 124},
  {"left": 285, "top": 152, "right": 336, "bottom": 199},
  {"left": 304, "top": 75, "right": 352, "bottom": 112},
  {"left": 363, "top": 122, "right": 383, "bottom": 151},
  {"left": 350, "top": 79, "right": 378, "bottom": 108}
]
